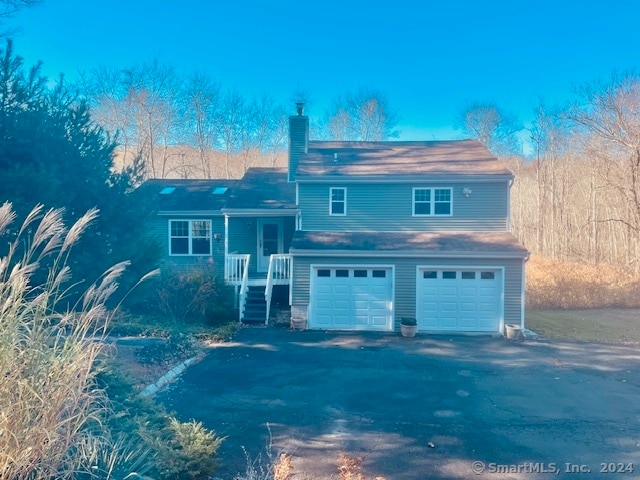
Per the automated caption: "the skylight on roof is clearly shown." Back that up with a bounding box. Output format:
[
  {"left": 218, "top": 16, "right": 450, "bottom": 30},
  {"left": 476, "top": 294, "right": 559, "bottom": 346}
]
[
  {"left": 160, "top": 186, "right": 176, "bottom": 195},
  {"left": 212, "top": 186, "right": 228, "bottom": 195}
]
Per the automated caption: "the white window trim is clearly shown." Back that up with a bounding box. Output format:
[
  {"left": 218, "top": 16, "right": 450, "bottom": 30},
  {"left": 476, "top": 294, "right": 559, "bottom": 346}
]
[
  {"left": 168, "top": 219, "right": 212, "bottom": 256},
  {"left": 412, "top": 187, "right": 453, "bottom": 217},
  {"left": 329, "top": 187, "right": 347, "bottom": 216}
]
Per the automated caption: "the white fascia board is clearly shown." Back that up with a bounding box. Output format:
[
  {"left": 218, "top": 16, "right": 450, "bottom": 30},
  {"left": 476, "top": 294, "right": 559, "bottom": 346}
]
[
  {"left": 295, "top": 174, "right": 514, "bottom": 184},
  {"left": 158, "top": 210, "right": 224, "bottom": 216},
  {"left": 221, "top": 209, "right": 300, "bottom": 217},
  {"left": 290, "top": 249, "right": 528, "bottom": 259}
]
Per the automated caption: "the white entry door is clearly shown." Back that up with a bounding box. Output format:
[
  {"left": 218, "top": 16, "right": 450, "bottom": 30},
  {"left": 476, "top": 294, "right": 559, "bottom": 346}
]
[{"left": 257, "top": 218, "right": 283, "bottom": 272}]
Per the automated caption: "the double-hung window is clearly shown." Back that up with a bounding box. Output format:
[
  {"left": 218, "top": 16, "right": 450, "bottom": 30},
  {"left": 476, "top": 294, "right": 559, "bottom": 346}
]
[
  {"left": 169, "top": 220, "right": 212, "bottom": 255},
  {"left": 413, "top": 188, "right": 452, "bottom": 216},
  {"left": 330, "top": 187, "right": 347, "bottom": 216}
]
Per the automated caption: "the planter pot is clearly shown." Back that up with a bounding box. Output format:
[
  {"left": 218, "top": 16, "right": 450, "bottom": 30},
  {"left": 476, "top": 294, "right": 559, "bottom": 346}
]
[
  {"left": 505, "top": 324, "right": 523, "bottom": 341},
  {"left": 400, "top": 324, "right": 418, "bottom": 338}
]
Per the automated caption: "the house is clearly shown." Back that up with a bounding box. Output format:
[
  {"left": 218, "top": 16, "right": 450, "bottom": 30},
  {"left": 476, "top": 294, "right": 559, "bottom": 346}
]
[{"left": 141, "top": 103, "right": 529, "bottom": 334}]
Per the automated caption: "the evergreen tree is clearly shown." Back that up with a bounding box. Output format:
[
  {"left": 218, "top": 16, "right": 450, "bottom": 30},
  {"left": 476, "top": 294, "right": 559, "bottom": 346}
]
[{"left": 0, "top": 40, "right": 157, "bottom": 296}]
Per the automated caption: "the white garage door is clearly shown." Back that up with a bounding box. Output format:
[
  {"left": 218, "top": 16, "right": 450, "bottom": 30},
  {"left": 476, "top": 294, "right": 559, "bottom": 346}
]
[
  {"left": 310, "top": 267, "right": 393, "bottom": 331},
  {"left": 417, "top": 268, "right": 502, "bottom": 332}
]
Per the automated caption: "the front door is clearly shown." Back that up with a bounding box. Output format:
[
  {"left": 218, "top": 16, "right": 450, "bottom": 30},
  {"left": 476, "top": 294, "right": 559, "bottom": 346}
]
[{"left": 257, "top": 218, "right": 283, "bottom": 273}]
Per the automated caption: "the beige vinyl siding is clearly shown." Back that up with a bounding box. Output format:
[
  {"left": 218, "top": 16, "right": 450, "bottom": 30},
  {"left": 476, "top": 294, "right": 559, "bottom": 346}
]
[
  {"left": 291, "top": 255, "right": 524, "bottom": 329},
  {"left": 298, "top": 182, "right": 509, "bottom": 231},
  {"left": 151, "top": 215, "right": 226, "bottom": 275}
]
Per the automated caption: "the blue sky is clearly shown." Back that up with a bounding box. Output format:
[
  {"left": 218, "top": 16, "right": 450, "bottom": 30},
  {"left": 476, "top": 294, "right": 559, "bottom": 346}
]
[{"left": 6, "top": 0, "right": 640, "bottom": 146}]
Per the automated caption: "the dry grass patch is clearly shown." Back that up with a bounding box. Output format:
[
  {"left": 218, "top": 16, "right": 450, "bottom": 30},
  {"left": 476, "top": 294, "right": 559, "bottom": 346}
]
[{"left": 526, "top": 255, "right": 640, "bottom": 309}]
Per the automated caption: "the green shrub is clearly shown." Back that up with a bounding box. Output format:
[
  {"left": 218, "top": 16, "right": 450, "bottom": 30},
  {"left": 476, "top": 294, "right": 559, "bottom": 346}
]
[
  {"left": 133, "top": 264, "right": 235, "bottom": 324},
  {"left": 154, "top": 419, "right": 225, "bottom": 480},
  {"left": 98, "top": 365, "right": 224, "bottom": 480}
]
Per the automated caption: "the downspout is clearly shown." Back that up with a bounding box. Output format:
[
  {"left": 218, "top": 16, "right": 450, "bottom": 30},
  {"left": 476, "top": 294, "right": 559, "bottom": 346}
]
[
  {"left": 507, "top": 178, "right": 514, "bottom": 232},
  {"left": 224, "top": 214, "right": 229, "bottom": 279},
  {"left": 521, "top": 253, "right": 530, "bottom": 329}
]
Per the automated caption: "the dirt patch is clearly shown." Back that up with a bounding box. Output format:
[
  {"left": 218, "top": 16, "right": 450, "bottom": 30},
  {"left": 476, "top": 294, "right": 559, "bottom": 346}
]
[{"left": 106, "top": 338, "right": 172, "bottom": 391}]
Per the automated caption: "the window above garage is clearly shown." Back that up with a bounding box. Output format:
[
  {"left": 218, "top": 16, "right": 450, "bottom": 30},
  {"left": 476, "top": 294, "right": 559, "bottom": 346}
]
[
  {"left": 330, "top": 187, "right": 347, "bottom": 216},
  {"left": 413, "top": 187, "right": 452, "bottom": 216}
]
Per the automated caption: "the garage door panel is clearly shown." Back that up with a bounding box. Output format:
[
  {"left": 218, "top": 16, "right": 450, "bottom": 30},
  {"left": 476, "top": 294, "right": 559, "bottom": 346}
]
[
  {"left": 479, "top": 286, "right": 497, "bottom": 296},
  {"left": 316, "top": 314, "right": 333, "bottom": 325},
  {"left": 441, "top": 302, "right": 458, "bottom": 312},
  {"left": 335, "top": 299, "right": 350, "bottom": 310},
  {"left": 354, "top": 300, "right": 368, "bottom": 309},
  {"left": 371, "top": 284, "right": 388, "bottom": 293},
  {"left": 370, "top": 300, "right": 387, "bottom": 310},
  {"left": 354, "top": 315, "right": 369, "bottom": 325},
  {"left": 460, "top": 316, "right": 478, "bottom": 327},
  {"left": 441, "top": 316, "right": 458, "bottom": 327},
  {"left": 418, "top": 268, "right": 501, "bottom": 333},
  {"left": 479, "top": 302, "right": 495, "bottom": 312},
  {"left": 310, "top": 267, "right": 393, "bottom": 331},
  {"left": 460, "top": 302, "right": 476, "bottom": 312},
  {"left": 316, "top": 299, "right": 332, "bottom": 309},
  {"left": 460, "top": 286, "right": 477, "bottom": 296}
]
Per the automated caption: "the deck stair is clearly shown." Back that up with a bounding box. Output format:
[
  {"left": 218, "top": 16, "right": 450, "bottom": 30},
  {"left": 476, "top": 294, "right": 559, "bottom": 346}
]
[{"left": 242, "top": 285, "right": 267, "bottom": 324}]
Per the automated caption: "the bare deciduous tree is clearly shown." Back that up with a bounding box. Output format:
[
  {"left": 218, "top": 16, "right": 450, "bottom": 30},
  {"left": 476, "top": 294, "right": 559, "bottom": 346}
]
[
  {"left": 323, "top": 87, "right": 400, "bottom": 141},
  {"left": 182, "top": 72, "right": 220, "bottom": 178},
  {"left": 456, "top": 102, "right": 522, "bottom": 156}
]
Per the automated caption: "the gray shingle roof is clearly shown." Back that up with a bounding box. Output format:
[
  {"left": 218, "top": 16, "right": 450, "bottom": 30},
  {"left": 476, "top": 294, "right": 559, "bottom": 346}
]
[
  {"left": 225, "top": 168, "right": 296, "bottom": 210},
  {"left": 296, "top": 139, "right": 512, "bottom": 177},
  {"left": 136, "top": 179, "right": 240, "bottom": 212},
  {"left": 136, "top": 167, "right": 296, "bottom": 213},
  {"left": 290, "top": 231, "right": 528, "bottom": 256}
]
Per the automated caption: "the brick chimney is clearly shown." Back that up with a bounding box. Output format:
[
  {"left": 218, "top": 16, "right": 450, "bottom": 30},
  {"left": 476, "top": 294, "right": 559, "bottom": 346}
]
[{"left": 288, "top": 102, "right": 309, "bottom": 182}]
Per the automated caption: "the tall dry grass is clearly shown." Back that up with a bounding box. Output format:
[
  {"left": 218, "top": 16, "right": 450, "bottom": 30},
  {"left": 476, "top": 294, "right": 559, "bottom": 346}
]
[
  {"left": 526, "top": 255, "right": 640, "bottom": 309},
  {"left": 0, "top": 202, "right": 141, "bottom": 479}
]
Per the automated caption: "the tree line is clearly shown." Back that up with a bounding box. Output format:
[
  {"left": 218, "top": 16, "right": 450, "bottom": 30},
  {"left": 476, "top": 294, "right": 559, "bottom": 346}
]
[
  {"left": 77, "top": 64, "right": 400, "bottom": 180},
  {"left": 458, "top": 74, "right": 640, "bottom": 273},
  {"left": 2, "top": 33, "right": 638, "bottom": 276}
]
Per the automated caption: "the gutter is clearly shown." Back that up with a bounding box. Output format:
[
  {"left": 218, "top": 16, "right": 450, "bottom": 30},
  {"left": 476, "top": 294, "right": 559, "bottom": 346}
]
[{"left": 289, "top": 249, "right": 529, "bottom": 259}]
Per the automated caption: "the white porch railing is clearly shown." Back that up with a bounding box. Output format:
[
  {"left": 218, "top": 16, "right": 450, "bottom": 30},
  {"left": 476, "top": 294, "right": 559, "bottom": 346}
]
[
  {"left": 265, "top": 254, "right": 292, "bottom": 325},
  {"left": 237, "top": 255, "right": 251, "bottom": 323},
  {"left": 225, "top": 253, "right": 250, "bottom": 285}
]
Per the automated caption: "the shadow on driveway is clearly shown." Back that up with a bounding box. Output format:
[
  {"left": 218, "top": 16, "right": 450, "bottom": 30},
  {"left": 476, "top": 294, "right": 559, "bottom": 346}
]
[{"left": 158, "top": 328, "right": 640, "bottom": 480}]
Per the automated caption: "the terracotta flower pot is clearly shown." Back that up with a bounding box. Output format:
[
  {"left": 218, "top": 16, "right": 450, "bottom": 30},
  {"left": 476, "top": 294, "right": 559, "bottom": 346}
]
[{"left": 401, "top": 324, "right": 418, "bottom": 338}]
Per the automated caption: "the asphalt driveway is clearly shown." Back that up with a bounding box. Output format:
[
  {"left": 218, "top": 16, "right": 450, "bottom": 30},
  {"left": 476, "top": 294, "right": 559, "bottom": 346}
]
[{"left": 158, "top": 328, "right": 640, "bottom": 479}]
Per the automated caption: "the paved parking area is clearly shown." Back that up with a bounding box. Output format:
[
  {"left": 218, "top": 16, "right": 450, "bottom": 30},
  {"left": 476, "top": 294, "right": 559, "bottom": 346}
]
[{"left": 158, "top": 328, "right": 640, "bottom": 479}]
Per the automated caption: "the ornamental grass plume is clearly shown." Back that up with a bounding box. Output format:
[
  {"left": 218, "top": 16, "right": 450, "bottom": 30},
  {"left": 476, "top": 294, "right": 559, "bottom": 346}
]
[{"left": 0, "top": 202, "right": 142, "bottom": 479}]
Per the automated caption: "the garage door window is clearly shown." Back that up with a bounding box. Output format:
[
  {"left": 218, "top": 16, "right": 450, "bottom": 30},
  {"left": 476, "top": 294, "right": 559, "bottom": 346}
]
[
  {"left": 372, "top": 270, "right": 386, "bottom": 278},
  {"left": 442, "top": 271, "right": 457, "bottom": 279},
  {"left": 317, "top": 269, "right": 331, "bottom": 277},
  {"left": 423, "top": 271, "right": 437, "bottom": 279},
  {"left": 354, "top": 270, "right": 368, "bottom": 278},
  {"left": 481, "top": 272, "right": 495, "bottom": 280},
  {"left": 336, "top": 269, "right": 349, "bottom": 277},
  {"left": 461, "top": 272, "right": 476, "bottom": 279}
]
